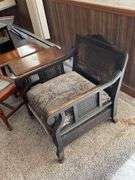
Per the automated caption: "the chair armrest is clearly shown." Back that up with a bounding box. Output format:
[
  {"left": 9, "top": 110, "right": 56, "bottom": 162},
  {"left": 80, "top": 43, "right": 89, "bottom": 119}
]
[{"left": 48, "top": 71, "right": 122, "bottom": 119}]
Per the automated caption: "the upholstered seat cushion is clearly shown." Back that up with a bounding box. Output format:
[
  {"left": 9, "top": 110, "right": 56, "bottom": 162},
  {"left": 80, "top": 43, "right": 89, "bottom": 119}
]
[{"left": 27, "top": 71, "right": 110, "bottom": 123}]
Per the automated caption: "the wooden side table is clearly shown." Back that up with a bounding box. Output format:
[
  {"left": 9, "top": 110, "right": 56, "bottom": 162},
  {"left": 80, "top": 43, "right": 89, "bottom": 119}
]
[{"left": 0, "top": 75, "right": 22, "bottom": 130}]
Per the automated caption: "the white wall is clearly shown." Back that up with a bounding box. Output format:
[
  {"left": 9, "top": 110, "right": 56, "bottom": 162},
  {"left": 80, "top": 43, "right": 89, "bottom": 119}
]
[{"left": 26, "top": 0, "right": 50, "bottom": 39}]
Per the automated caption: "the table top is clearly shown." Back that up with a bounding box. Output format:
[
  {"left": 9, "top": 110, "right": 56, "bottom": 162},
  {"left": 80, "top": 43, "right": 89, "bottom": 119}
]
[
  {"left": 8, "top": 47, "right": 65, "bottom": 77},
  {"left": 0, "top": 43, "right": 43, "bottom": 67}
]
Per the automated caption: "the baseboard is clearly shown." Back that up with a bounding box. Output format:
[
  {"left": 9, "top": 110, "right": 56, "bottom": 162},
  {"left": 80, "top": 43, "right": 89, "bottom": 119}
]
[{"left": 121, "top": 83, "right": 135, "bottom": 98}]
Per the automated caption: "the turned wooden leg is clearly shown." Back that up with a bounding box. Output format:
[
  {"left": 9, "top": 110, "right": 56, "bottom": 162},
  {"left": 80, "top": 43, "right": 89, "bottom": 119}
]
[{"left": 0, "top": 109, "right": 12, "bottom": 131}]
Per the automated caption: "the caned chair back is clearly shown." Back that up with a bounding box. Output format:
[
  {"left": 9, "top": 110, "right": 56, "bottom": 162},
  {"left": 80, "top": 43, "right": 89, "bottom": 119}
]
[{"left": 73, "top": 35, "right": 127, "bottom": 84}]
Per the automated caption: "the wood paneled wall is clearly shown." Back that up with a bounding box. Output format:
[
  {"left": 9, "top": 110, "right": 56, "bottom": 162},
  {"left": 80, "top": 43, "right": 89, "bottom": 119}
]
[
  {"left": 15, "top": 0, "right": 33, "bottom": 31},
  {"left": 45, "top": 0, "right": 135, "bottom": 97}
]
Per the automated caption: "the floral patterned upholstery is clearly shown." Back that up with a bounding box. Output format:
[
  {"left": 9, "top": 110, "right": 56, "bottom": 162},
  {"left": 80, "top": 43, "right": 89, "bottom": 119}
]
[{"left": 27, "top": 71, "right": 110, "bottom": 126}]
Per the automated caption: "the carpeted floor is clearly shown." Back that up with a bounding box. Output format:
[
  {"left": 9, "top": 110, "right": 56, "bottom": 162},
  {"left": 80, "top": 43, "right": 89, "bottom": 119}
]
[{"left": 0, "top": 92, "right": 135, "bottom": 180}]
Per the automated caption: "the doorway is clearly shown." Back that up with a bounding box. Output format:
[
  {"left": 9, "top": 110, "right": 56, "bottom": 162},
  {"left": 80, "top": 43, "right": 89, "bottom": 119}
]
[{"left": 26, "top": 0, "right": 50, "bottom": 39}]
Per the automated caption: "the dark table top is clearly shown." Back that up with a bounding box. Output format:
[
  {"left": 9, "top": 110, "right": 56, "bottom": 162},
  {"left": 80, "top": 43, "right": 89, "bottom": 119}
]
[
  {"left": 0, "top": 43, "right": 44, "bottom": 67},
  {"left": 8, "top": 47, "right": 65, "bottom": 77}
]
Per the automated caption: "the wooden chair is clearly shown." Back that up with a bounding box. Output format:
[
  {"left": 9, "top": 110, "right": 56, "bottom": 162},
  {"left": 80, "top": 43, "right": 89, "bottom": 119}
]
[
  {"left": 24, "top": 35, "right": 128, "bottom": 162},
  {"left": 0, "top": 75, "right": 22, "bottom": 130}
]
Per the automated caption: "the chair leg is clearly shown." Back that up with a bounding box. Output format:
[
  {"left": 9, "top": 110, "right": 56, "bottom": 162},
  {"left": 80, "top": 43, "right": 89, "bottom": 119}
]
[
  {"left": 111, "top": 117, "right": 118, "bottom": 123},
  {"left": 111, "top": 103, "right": 118, "bottom": 123},
  {"left": 55, "top": 133, "right": 64, "bottom": 163},
  {"left": 0, "top": 109, "right": 12, "bottom": 131}
]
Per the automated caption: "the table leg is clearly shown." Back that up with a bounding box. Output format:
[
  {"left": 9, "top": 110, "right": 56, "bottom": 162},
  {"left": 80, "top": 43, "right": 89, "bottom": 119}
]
[{"left": 0, "top": 108, "right": 12, "bottom": 131}]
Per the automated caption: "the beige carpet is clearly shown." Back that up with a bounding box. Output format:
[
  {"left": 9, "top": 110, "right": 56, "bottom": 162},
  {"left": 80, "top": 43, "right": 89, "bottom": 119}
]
[{"left": 0, "top": 92, "right": 135, "bottom": 180}]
